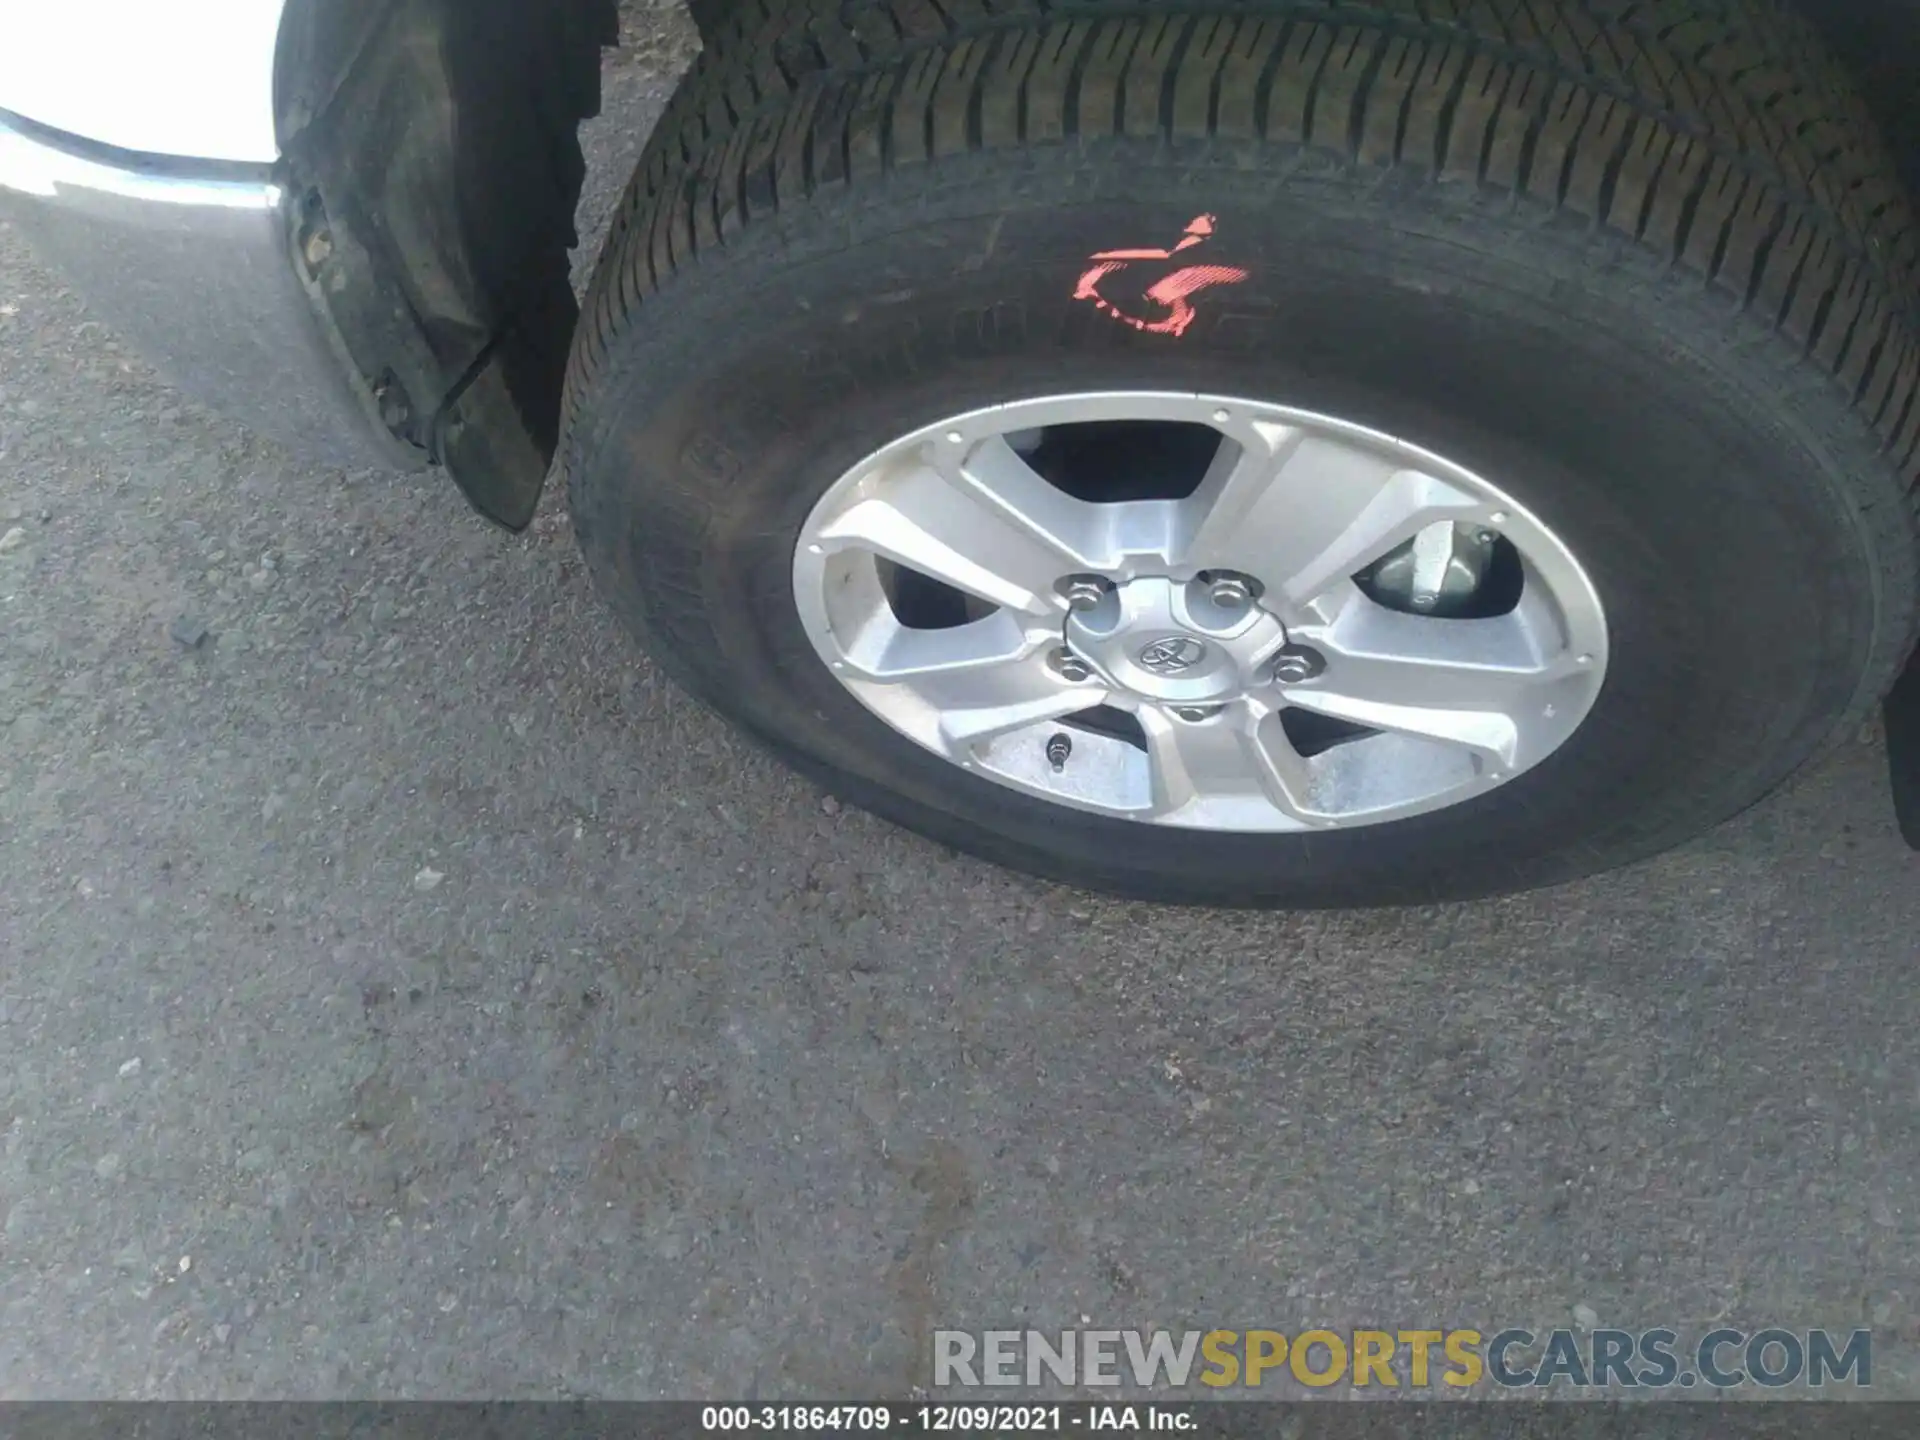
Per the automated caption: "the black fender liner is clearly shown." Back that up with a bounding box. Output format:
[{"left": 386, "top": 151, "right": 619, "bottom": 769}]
[
  {"left": 1886, "top": 653, "right": 1920, "bottom": 847},
  {"left": 274, "top": 0, "right": 618, "bottom": 529}
]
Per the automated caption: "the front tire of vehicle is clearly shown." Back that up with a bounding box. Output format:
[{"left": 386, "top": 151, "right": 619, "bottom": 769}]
[{"left": 561, "top": 0, "right": 1920, "bottom": 907}]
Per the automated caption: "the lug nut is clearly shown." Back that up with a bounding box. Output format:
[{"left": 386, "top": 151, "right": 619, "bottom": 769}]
[
  {"left": 1057, "top": 574, "right": 1113, "bottom": 612},
  {"left": 1046, "top": 733, "right": 1073, "bottom": 771},
  {"left": 1172, "top": 705, "right": 1223, "bottom": 722},
  {"left": 1047, "top": 647, "right": 1094, "bottom": 683},
  {"left": 1206, "top": 572, "right": 1259, "bottom": 609},
  {"left": 1271, "top": 645, "right": 1327, "bottom": 685}
]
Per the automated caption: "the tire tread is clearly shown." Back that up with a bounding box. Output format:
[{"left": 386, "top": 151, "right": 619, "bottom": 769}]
[{"left": 566, "top": 1, "right": 1920, "bottom": 535}]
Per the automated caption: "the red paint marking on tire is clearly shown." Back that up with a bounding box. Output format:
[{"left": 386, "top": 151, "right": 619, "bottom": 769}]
[{"left": 1073, "top": 214, "right": 1249, "bottom": 336}]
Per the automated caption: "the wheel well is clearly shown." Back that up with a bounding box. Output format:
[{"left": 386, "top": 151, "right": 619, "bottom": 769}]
[{"left": 270, "top": 0, "right": 618, "bottom": 528}]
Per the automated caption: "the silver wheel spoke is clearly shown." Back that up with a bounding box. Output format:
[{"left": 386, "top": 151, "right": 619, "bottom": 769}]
[
  {"left": 931, "top": 662, "right": 1108, "bottom": 748},
  {"left": 1286, "top": 587, "right": 1573, "bottom": 768},
  {"left": 814, "top": 437, "right": 1097, "bottom": 618},
  {"left": 1139, "top": 704, "right": 1313, "bottom": 824},
  {"left": 836, "top": 612, "right": 1109, "bottom": 751},
  {"left": 1185, "top": 428, "right": 1484, "bottom": 606},
  {"left": 837, "top": 608, "right": 1033, "bottom": 683}
]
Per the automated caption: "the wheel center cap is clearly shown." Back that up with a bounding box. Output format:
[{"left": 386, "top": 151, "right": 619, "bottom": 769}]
[
  {"left": 1137, "top": 636, "right": 1210, "bottom": 674},
  {"left": 1065, "top": 576, "right": 1288, "bottom": 703}
]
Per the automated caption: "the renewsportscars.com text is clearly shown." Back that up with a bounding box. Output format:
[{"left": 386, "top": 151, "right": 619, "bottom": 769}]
[{"left": 933, "top": 1327, "right": 1871, "bottom": 1391}]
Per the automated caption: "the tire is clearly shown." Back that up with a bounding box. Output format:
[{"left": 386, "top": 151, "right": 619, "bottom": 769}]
[
  {"left": 683, "top": 0, "right": 740, "bottom": 47},
  {"left": 561, "top": 0, "right": 1920, "bottom": 908}
]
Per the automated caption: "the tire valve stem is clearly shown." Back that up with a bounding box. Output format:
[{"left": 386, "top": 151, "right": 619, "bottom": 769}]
[{"left": 1046, "top": 733, "right": 1073, "bottom": 773}]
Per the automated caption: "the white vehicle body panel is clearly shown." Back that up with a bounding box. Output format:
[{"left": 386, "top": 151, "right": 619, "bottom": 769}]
[{"left": 0, "top": 0, "right": 285, "bottom": 163}]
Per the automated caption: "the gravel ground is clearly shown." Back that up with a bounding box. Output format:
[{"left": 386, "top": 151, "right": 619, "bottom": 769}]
[{"left": 3, "top": 0, "right": 1920, "bottom": 1402}]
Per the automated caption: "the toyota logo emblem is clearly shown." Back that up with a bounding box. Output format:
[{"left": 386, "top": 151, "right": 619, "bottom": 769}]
[{"left": 1137, "top": 636, "right": 1209, "bottom": 674}]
